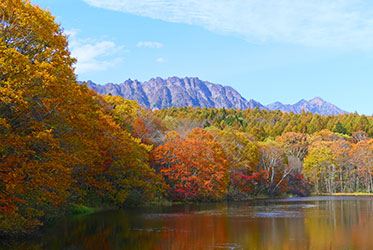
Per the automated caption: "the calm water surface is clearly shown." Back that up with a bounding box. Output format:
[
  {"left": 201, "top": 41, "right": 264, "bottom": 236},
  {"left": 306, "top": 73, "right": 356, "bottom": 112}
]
[{"left": 5, "top": 196, "right": 373, "bottom": 249}]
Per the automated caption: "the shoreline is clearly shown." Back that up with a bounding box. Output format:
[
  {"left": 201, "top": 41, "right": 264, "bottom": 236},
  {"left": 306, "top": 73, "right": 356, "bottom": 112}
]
[
  {"left": 2, "top": 193, "right": 373, "bottom": 240},
  {"left": 318, "top": 192, "right": 373, "bottom": 196}
]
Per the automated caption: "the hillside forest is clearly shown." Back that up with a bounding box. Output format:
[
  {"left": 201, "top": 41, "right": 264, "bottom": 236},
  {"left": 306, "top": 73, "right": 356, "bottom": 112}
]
[{"left": 1, "top": 0, "right": 373, "bottom": 235}]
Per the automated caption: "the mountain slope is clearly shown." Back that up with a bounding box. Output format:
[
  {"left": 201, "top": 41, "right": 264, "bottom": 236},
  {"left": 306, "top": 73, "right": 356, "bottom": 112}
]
[
  {"left": 86, "top": 77, "right": 266, "bottom": 110},
  {"left": 266, "top": 97, "right": 347, "bottom": 115},
  {"left": 84, "top": 77, "right": 347, "bottom": 115}
]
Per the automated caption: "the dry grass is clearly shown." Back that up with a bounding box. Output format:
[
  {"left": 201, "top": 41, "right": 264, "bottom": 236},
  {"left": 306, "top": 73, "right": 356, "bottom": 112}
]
[{"left": 320, "top": 192, "right": 373, "bottom": 196}]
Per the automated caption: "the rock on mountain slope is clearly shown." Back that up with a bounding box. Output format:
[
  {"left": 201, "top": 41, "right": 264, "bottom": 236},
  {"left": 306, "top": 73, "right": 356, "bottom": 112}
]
[
  {"left": 266, "top": 97, "right": 347, "bottom": 115},
  {"left": 84, "top": 77, "right": 347, "bottom": 115},
  {"left": 86, "top": 77, "right": 265, "bottom": 110}
]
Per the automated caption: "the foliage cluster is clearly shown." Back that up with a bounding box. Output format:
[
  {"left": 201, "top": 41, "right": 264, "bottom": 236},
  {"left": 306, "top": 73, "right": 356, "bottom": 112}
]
[
  {"left": 155, "top": 107, "right": 373, "bottom": 140},
  {"left": 0, "top": 0, "right": 162, "bottom": 234},
  {"left": 155, "top": 107, "right": 373, "bottom": 196}
]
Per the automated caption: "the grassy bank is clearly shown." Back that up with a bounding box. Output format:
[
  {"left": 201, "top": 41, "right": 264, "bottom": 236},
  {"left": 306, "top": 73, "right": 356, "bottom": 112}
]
[
  {"left": 67, "top": 204, "right": 106, "bottom": 215},
  {"left": 318, "top": 193, "right": 373, "bottom": 196}
]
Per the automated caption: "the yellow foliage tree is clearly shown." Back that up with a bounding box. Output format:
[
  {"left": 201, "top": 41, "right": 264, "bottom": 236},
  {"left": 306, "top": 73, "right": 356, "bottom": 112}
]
[{"left": 0, "top": 0, "right": 163, "bottom": 233}]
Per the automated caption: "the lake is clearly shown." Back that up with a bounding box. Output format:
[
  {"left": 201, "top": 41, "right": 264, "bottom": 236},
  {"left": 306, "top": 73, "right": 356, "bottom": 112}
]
[{"left": 4, "top": 196, "right": 373, "bottom": 249}]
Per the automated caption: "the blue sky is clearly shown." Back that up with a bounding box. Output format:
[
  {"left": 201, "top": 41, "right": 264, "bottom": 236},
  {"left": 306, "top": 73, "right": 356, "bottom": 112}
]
[{"left": 31, "top": 0, "right": 373, "bottom": 114}]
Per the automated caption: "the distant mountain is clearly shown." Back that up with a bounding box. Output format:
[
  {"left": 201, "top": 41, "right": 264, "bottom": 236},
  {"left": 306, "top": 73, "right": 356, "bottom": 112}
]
[
  {"left": 85, "top": 77, "right": 265, "bottom": 110},
  {"left": 84, "top": 77, "right": 347, "bottom": 115},
  {"left": 266, "top": 97, "right": 348, "bottom": 115}
]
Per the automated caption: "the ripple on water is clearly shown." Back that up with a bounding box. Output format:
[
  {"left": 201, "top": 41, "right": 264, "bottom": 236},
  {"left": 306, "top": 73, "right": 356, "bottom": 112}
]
[
  {"left": 212, "top": 242, "right": 243, "bottom": 250},
  {"left": 252, "top": 211, "right": 303, "bottom": 218},
  {"left": 132, "top": 227, "right": 191, "bottom": 233},
  {"left": 142, "top": 213, "right": 191, "bottom": 219},
  {"left": 194, "top": 204, "right": 315, "bottom": 218}
]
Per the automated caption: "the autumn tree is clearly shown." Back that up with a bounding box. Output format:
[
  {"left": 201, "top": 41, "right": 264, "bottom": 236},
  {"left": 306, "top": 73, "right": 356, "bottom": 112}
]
[
  {"left": 208, "top": 128, "right": 259, "bottom": 172},
  {"left": 153, "top": 128, "right": 229, "bottom": 201},
  {"left": 0, "top": 0, "right": 77, "bottom": 233},
  {"left": 304, "top": 146, "right": 337, "bottom": 193},
  {"left": 352, "top": 130, "right": 368, "bottom": 143},
  {"left": 103, "top": 95, "right": 140, "bottom": 133},
  {"left": 330, "top": 140, "right": 353, "bottom": 192},
  {"left": 276, "top": 132, "right": 309, "bottom": 172},
  {"left": 307, "top": 131, "right": 354, "bottom": 192},
  {"left": 334, "top": 121, "right": 348, "bottom": 135},
  {"left": 309, "top": 130, "right": 345, "bottom": 145},
  {"left": 350, "top": 139, "right": 373, "bottom": 192},
  {"left": 257, "top": 141, "right": 290, "bottom": 194},
  {"left": 0, "top": 0, "right": 163, "bottom": 233}
]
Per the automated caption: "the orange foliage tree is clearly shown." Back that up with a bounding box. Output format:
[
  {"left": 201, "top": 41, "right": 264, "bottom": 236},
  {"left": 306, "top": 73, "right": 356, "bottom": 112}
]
[{"left": 153, "top": 128, "right": 229, "bottom": 201}]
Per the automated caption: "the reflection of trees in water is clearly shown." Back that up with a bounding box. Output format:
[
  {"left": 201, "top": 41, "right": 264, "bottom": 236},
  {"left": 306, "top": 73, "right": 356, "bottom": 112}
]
[
  {"left": 229, "top": 212, "right": 309, "bottom": 250},
  {"left": 6, "top": 199, "right": 373, "bottom": 249},
  {"left": 304, "top": 199, "right": 373, "bottom": 249},
  {"left": 155, "top": 214, "right": 229, "bottom": 250}
]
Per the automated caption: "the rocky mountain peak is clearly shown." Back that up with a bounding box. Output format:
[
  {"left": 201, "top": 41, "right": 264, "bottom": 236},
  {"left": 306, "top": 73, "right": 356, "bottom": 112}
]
[{"left": 84, "top": 77, "right": 347, "bottom": 115}]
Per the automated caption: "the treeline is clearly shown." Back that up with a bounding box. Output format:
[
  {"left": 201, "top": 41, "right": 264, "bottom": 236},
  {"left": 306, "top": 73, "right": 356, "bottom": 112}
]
[
  {"left": 108, "top": 101, "right": 373, "bottom": 196},
  {"left": 154, "top": 107, "right": 373, "bottom": 193},
  {"left": 1, "top": 0, "right": 373, "bottom": 236},
  {"left": 154, "top": 107, "right": 373, "bottom": 140},
  {"left": 105, "top": 97, "right": 313, "bottom": 199}
]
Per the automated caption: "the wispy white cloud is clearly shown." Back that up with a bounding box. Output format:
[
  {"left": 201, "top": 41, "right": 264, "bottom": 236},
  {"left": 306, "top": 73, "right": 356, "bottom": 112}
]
[
  {"left": 156, "top": 57, "right": 166, "bottom": 63},
  {"left": 65, "top": 30, "right": 124, "bottom": 74},
  {"left": 82, "top": 0, "right": 373, "bottom": 49},
  {"left": 137, "top": 41, "right": 164, "bottom": 48}
]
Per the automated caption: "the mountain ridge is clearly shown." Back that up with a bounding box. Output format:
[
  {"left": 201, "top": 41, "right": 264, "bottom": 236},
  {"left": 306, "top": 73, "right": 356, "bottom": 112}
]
[
  {"left": 84, "top": 77, "right": 347, "bottom": 115},
  {"left": 267, "top": 97, "right": 348, "bottom": 115}
]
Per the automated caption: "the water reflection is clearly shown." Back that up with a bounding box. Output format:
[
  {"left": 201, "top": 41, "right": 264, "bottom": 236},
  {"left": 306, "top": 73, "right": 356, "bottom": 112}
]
[{"left": 3, "top": 197, "right": 373, "bottom": 250}]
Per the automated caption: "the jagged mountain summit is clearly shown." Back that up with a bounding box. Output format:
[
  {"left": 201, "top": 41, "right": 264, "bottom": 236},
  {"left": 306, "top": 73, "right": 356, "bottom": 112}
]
[
  {"left": 86, "top": 77, "right": 265, "bottom": 110},
  {"left": 84, "top": 77, "right": 347, "bottom": 115},
  {"left": 266, "top": 97, "right": 348, "bottom": 116}
]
